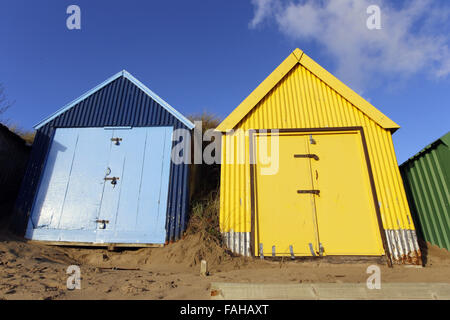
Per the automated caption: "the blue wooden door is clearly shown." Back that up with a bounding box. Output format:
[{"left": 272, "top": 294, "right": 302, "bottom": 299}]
[
  {"left": 26, "top": 127, "right": 173, "bottom": 244},
  {"left": 95, "top": 127, "right": 173, "bottom": 244}
]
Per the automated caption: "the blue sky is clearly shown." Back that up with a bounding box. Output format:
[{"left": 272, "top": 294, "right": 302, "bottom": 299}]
[{"left": 1, "top": 0, "right": 449, "bottom": 163}]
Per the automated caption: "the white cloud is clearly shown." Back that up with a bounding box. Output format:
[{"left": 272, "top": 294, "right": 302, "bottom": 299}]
[
  {"left": 249, "top": 0, "right": 450, "bottom": 91},
  {"left": 249, "top": 0, "right": 276, "bottom": 29}
]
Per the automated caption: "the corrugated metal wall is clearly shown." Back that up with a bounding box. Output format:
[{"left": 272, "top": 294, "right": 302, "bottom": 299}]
[
  {"left": 220, "top": 63, "right": 420, "bottom": 264},
  {"left": 400, "top": 133, "right": 450, "bottom": 251},
  {"left": 13, "top": 76, "right": 190, "bottom": 242}
]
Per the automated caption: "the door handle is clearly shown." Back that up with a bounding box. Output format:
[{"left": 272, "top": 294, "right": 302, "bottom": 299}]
[
  {"left": 297, "top": 190, "right": 320, "bottom": 196},
  {"left": 294, "top": 154, "right": 319, "bottom": 160}
]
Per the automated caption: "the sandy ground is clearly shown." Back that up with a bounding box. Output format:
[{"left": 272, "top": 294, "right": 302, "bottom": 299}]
[{"left": 1, "top": 225, "right": 449, "bottom": 300}]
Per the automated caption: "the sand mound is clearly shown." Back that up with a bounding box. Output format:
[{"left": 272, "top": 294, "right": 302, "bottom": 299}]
[
  {"left": 1, "top": 193, "right": 242, "bottom": 272},
  {"left": 64, "top": 232, "right": 243, "bottom": 272},
  {"left": 0, "top": 233, "right": 76, "bottom": 266},
  {"left": 423, "top": 242, "right": 450, "bottom": 266}
]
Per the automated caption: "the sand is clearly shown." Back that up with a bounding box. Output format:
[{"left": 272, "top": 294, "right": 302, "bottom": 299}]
[{"left": 1, "top": 227, "right": 449, "bottom": 300}]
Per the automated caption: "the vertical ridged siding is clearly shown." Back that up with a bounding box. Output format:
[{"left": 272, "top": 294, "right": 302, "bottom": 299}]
[
  {"left": 14, "top": 76, "right": 190, "bottom": 242},
  {"left": 400, "top": 134, "right": 450, "bottom": 250},
  {"left": 220, "top": 64, "right": 420, "bottom": 263}
]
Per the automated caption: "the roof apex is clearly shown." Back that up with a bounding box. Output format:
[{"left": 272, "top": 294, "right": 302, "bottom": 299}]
[
  {"left": 216, "top": 49, "right": 400, "bottom": 132},
  {"left": 34, "top": 71, "right": 195, "bottom": 130}
]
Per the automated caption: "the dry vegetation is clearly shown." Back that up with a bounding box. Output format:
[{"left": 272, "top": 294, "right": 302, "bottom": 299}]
[
  {"left": 0, "top": 84, "right": 35, "bottom": 145},
  {"left": 5, "top": 124, "right": 35, "bottom": 145},
  {"left": 0, "top": 84, "right": 13, "bottom": 116},
  {"left": 186, "top": 112, "right": 223, "bottom": 242}
]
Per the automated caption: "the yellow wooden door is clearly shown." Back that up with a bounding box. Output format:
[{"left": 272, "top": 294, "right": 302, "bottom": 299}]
[
  {"left": 254, "top": 133, "right": 319, "bottom": 256},
  {"left": 309, "top": 132, "right": 384, "bottom": 255}
]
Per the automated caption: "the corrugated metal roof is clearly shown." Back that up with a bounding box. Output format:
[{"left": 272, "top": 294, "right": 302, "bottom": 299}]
[
  {"left": 216, "top": 48, "right": 400, "bottom": 132},
  {"left": 34, "top": 70, "right": 195, "bottom": 130},
  {"left": 401, "top": 132, "right": 450, "bottom": 165}
]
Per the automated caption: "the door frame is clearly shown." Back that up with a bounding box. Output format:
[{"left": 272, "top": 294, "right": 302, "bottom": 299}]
[{"left": 248, "top": 127, "right": 392, "bottom": 266}]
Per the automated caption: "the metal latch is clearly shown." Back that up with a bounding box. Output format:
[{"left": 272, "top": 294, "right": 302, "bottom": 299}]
[
  {"left": 309, "top": 135, "right": 316, "bottom": 145},
  {"left": 289, "top": 245, "right": 295, "bottom": 260},
  {"left": 318, "top": 243, "right": 324, "bottom": 257},
  {"left": 297, "top": 190, "right": 320, "bottom": 196},
  {"left": 104, "top": 177, "right": 119, "bottom": 186},
  {"left": 96, "top": 219, "right": 109, "bottom": 229},
  {"left": 309, "top": 243, "right": 316, "bottom": 257},
  {"left": 294, "top": 154, "right": 319, "bottom": 160},
  {"left": 111, "top": 137, "right": 122, "bottom": 145}
]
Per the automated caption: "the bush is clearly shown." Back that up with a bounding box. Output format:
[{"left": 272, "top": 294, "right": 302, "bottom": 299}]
[{"left": 187, "top": 191, "right": 221, "bottom": 242}]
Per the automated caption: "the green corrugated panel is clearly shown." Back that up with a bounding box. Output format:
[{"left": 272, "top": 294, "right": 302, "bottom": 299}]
[{"left": 400, "top": 132, "right": 450, "bottom": 250}]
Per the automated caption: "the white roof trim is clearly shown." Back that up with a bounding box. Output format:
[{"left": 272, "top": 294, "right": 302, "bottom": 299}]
[{"left": 34, "top": 70, "right": 195, "bottom": 130}]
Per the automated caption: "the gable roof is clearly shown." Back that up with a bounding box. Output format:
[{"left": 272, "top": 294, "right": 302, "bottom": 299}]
[
  {"left": 34, "top": 70, "right": 195, "bottom": 130},
  {"left": 441, "top": 132, "right": 450, "bottom": 147},
  {"left": 216, "top": 48, "right": 400, "bottom": 132},
  {"left": 401, "top": 131, "right": 450, "bottom": 166}
]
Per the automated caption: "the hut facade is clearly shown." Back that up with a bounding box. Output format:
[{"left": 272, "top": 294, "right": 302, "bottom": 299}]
[
  {"left": 14, "top": 70, "right": 194, "bottom": 245},
  {"left": 216, "top": 49, "right": 421, "bottom": 265},
  {"left": 400, "top": 132, "right": 450, "bottom": 251}
]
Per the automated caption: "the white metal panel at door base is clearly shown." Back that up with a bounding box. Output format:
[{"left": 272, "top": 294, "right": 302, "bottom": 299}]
[{"left": 25, "top": 126, "right": 173, "bottom": 244}]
